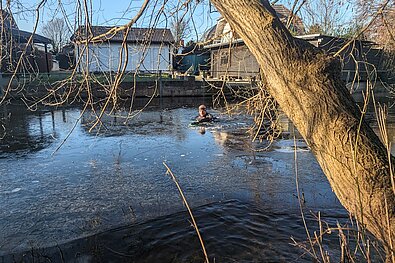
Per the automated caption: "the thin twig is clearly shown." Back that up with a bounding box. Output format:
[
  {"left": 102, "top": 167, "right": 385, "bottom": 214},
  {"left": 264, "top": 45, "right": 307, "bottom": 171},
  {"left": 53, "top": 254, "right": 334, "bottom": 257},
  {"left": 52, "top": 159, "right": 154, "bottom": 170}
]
[
  {"left": 333, "top": 0, "right": 391, "bottom": 58},
  {"left": 293, "top": 134, "right": 318, "bottom": 260},
  {"left": 163, "top": 162, "right": 210, "bottom": 263}
]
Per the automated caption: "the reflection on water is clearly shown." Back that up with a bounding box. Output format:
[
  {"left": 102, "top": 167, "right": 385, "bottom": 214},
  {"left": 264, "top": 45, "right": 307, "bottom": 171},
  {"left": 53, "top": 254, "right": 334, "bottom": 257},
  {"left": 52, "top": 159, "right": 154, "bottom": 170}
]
[
  {"left": 0, "top": 106, "right": 58, "bottom": 157},
  {"left": 0, "top": 98, "right": 393, "bottom": 262}
]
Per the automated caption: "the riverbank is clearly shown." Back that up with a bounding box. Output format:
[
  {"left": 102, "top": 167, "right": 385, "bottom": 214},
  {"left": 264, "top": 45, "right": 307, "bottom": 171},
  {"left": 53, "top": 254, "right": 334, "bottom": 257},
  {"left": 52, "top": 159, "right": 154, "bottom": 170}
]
[
  {"left": 1, "top": 72, "right": 393, "bottom": 102},
  {"left": 0, "top": 72, "right": 257, "bottom": 100}
]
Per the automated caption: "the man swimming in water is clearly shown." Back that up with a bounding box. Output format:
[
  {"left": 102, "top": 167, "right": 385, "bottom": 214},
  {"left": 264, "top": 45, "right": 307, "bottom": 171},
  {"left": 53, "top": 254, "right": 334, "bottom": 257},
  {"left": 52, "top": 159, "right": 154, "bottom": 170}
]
[{"left": 196, "top": 104, "right": 214, "bottom": 123}]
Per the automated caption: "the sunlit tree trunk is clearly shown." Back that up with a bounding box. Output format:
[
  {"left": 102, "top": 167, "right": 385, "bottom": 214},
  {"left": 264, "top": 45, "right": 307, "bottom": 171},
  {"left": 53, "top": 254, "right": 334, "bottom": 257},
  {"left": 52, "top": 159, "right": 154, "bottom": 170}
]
[{"left": 211, "top": 0, "right": 395, "bottom": 257}]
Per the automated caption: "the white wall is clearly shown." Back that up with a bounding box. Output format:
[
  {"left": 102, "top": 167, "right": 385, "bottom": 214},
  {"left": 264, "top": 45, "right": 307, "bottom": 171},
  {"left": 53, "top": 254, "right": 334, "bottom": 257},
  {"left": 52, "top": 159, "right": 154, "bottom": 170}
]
[
  {"left": 221, "top": 23, "right": 233, "bottom": 43},
  {"left": 76, "top": 42, "right": 172, "bottom": 73}
]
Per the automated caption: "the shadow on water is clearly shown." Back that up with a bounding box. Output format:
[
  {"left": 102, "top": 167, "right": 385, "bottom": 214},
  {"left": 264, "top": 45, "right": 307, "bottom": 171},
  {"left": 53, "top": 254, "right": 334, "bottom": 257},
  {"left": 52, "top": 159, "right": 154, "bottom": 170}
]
[
  {"left": 1, "top": 200, "right": 370, "bottom": 263},
  {"left": 0, "top": 97, "right": 393, "bottom": 262}
]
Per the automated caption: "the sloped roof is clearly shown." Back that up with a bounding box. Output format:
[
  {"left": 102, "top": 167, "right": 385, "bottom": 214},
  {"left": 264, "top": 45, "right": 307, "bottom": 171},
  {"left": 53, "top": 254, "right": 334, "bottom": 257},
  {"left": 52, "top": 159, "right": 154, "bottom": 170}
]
[
  {"left": 272, "top": 4, "right": 305, "bottom": 34},
  {"left": 201, "top": 25, "right": 217, "bottom": 42},
  {"left": 9, "top": 28, "right": 52, "bottom": 44},
  {"left": 0, "top": 10, "right": 18, "bottom": 30},
  {"left": 204, "top": 4, "right": 305, "bottom": 45},
  {"left": 72, "top": 26, "right": 174, "bottom": 44},
  {"left": 0, "top": 10, "right": 51, "bottom": 44}
]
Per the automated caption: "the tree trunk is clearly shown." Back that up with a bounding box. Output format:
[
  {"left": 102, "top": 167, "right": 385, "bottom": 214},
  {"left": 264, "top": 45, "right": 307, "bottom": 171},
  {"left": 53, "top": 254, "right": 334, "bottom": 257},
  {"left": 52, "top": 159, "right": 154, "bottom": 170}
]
[{"left": 211, "top": 0, "right": 395, "bottom": 256}]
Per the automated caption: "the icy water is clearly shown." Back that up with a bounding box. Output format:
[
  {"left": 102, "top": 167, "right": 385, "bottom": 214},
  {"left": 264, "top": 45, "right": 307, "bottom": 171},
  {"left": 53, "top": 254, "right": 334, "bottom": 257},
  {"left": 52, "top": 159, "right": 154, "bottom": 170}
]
[{"left": 0, "top": 98, "right": 394, "bottom": 262}]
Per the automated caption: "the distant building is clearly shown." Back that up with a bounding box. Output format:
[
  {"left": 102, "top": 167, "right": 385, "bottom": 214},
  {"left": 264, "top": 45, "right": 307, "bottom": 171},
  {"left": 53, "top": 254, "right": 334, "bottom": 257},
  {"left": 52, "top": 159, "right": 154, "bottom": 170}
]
[
  {"left": 272, "top": 4, "right": 305, "bottom": 35},
  {"left": 72, "top": 26, "right": 174, "bottom": 73},
  {"left": 174, "top": 43, "right": 210, "bottom": 75},
  {"left": 203, "top": 5, "right": 305, "bottom": 80},
  {"left": 204, "top": 38, "right": 259, "bottom": 80},
  {"left": 0, "top": 10, "right": 53, "bottom": 73},
  {"left": 296, "top": 34, "right": 384, "bottom": 83},
  {"left": 203, "top": 5, "right": 385, "bottom": 83},
  {"left": 56, "top": 43, "right": 75, "bottom": 70}
]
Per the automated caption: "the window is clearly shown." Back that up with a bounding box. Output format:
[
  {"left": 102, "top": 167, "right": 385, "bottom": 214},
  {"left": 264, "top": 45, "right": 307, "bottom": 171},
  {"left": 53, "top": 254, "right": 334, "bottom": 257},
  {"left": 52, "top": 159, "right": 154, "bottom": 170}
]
[{"left": 220, "top": 51, "right": 229, "bottom": 65}]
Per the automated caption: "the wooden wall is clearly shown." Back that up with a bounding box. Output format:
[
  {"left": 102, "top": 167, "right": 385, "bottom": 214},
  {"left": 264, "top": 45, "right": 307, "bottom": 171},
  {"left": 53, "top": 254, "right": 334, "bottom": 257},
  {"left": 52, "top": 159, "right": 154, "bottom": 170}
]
[
  {"left": 210, "top": 45, "right": 259, "bottom": 80},
  {"left": 208, "top": 36, "right": 387, "bottom": 82}
]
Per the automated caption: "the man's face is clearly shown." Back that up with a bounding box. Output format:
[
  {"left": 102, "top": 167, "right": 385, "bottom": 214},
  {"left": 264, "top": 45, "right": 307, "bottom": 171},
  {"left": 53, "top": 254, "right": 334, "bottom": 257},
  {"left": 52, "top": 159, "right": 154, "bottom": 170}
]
[{"left": 199, "top": 107, "right": 207, "bottom": 117}]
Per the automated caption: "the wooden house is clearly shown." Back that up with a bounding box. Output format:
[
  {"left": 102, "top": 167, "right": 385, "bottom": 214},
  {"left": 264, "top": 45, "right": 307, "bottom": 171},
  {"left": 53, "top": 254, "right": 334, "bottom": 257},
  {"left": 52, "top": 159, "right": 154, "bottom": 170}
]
[
  {"left": 204, "top": 39, "right": 260, "bottom": 80},
  {"left": 72, "top": 26, "right": 174, "bottom": 73},
  {"left": 203, "top": 5, "right": 385, "bottom": 83},
  {"left": 296, "top": 34, "right": 384, "bottom": 82},
  {"left": 203, "top": 4, "right": 305, "bottom": 80}
]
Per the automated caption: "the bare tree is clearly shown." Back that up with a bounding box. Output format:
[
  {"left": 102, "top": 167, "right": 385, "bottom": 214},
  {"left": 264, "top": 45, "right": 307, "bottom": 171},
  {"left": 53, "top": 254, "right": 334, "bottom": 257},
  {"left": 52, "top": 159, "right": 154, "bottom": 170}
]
[
  {"left": 41, "top": 17, "right": 71, "bottom": 53},
  {"left": 360, "top": 2, "right": 395, "bottom": 50},
  {"left": 170, "top": 16, "right": 190, "bottom": 51},
  {"left": 302, "top": 0, "right": 352, "bottom": 35}
]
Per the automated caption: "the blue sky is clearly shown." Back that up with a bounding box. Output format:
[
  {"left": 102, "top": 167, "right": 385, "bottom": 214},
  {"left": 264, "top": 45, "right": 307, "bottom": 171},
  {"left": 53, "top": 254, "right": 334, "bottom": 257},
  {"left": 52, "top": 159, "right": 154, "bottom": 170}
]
[
  {"left": 8, "top": 0, "right": 355, "bottom": 40},
  {"left": 9, "top": 0, "right": 220, "bottom": 41}
]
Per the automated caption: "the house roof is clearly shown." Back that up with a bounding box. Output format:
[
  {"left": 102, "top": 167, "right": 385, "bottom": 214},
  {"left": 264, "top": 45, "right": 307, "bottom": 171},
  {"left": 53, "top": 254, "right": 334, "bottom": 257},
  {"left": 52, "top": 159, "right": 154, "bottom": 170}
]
[
  {"left": 272, "top": 4, "right": 305, "bottom": 34},
  {"left": 204, "top": 33, "right": 378, "bottom": 52},
  {"left": 72, "top": 26, "right": 174, "bottom": 44},
  {"left": 201, "top": 25, "right": 217, "bottom": 42},
  {"left": 1, "top": 10, "right": 19, "bottom": 30},
  {"left": 203, "top": 38, "right": 244, "bottom": 49},
  {"left": 0, "top": 10, "right": 51, "bottom": 44},
  {"left": 295, "top": 33, "right": 377, "bottom": 46},
  {"left": 204, "top": 4, "right": 305, "bottom": 46},
  {"left": 8, "top": 28, "right": 52, "bottom": 44}
]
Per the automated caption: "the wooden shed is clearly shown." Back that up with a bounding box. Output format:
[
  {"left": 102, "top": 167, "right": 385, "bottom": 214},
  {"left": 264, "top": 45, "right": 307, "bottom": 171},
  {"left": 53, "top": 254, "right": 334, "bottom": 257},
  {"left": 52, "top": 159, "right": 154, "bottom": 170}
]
[
  {"left": 205, "top": 32, "right": 384, "bottom": 82},
  {"left": 296, "top": 34, "right": 384, "bottom": 82},
  {"left": 203, "top": 4, "right": 305, "bottom": 80}
]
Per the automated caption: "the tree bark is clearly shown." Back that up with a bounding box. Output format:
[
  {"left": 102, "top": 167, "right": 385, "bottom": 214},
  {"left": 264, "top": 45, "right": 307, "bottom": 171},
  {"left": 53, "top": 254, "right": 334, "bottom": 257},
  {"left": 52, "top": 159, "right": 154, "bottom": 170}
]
[{"left": 211, "top": 0, "right": 395, "bottom": 256}]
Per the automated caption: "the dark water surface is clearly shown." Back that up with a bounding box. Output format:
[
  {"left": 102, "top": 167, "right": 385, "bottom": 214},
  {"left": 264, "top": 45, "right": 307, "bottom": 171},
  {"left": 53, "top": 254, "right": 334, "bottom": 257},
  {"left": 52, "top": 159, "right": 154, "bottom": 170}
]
[{"left": 0, "top": 98, "right": 394, "bottom": 262}]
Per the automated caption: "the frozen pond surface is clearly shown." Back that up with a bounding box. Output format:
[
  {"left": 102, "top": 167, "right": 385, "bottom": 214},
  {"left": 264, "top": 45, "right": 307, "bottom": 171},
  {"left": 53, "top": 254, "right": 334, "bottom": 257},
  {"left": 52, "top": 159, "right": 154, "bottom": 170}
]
[{"left": 0, "top": 98, "right": 394, "bottom": 262}]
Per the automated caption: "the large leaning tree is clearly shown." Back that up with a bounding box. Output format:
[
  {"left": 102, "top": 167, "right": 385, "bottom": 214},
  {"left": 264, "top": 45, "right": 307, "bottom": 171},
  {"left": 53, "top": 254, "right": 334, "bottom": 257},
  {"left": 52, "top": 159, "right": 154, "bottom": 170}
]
[{"left": 210, "top": 0, "right": 395, "bottom": 258}]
